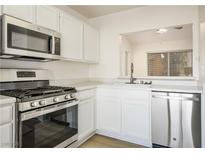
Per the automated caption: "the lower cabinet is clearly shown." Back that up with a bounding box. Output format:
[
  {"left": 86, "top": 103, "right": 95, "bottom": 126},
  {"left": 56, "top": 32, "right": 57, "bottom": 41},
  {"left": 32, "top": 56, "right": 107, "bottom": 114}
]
[
  {"left": 78, "top": 98, "right": 95, "bottom": 140},
  {"left": 0, "top": 123, "right": 13, "bottom": 148},
  {"left": 0, "top": 103, "right": 15, "bottom": 148},
  {"left": 121, "top": 96, "right": 150, "bottom": 143},
  {"left": 97, "top": 86, "right": 152, "bottom": 147},
  {"left": 98, "top": 96, "right": 121, "bottom": 133},
  {"left": 77, "top": 89, "right": 96, "bottom": 144}
]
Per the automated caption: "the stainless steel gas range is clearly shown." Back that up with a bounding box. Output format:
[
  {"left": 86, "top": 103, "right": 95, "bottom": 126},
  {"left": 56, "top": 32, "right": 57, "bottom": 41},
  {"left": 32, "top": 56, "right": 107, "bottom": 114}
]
[{"left": 0, "top": 69, "right": 78, "bottom": 148}]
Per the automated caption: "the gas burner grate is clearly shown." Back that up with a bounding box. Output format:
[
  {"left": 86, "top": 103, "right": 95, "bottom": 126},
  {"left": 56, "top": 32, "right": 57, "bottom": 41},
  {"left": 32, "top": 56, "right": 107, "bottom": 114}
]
[{"left": 0, "top": 86, "right": 76, "bottom": 99}]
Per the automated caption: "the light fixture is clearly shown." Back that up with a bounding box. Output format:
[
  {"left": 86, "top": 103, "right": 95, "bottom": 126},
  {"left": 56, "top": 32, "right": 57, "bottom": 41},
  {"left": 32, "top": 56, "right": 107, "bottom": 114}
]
[
  {"left": 161, "top": 53, "right": 165, "bottom": 59},
  {"left": 156, "top": 28, "right": 168, "bottom": 34}
]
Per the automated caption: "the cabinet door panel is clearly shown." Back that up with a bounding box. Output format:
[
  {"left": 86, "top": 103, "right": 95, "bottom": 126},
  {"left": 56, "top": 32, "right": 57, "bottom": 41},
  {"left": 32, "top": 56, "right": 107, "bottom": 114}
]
[
  {"left": 0, "top": 123, "right": 13, "bottom": 148},
  {"left": 2, "top": 5, "right": 35, "bottom": 23},
  {"left": 99, "top": 96, "right": 121, "bottom": 133},
  {"left": 84, "top": 24, "right": 99, "bottom": 62},
  {"left": 0, "top": 105, "right": 13, "bottom": 125},
  {"left": 36, "top": 6, "right": 59, "bottom": 31},
  {"left": 122, "top": 99, "right": 150, "bottom": 139},
  {"left": 78, "top": 98, "right": 95, "bottom": 140},
  {"left": 60, "top": 13, "right": 83, "bottom": 60},
  {"left": 121, "top": 90, "right": 151, "bottom": 142}
]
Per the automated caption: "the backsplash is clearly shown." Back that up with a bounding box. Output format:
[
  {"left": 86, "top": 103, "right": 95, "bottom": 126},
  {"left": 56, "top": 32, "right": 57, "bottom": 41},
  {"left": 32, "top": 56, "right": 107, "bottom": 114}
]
[{"left": 0, "top": 59, "right": 90, "bottom": 80}]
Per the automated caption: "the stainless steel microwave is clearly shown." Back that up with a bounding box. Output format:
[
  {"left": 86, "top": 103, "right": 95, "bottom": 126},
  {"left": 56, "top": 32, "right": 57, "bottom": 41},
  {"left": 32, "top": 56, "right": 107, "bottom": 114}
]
[{"left": 0, "top": 15, "right": 61, "bottom": 61}]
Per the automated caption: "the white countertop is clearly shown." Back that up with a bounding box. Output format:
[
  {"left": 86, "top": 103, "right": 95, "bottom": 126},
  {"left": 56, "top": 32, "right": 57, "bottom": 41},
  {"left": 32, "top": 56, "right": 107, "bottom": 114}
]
[
  {"left": 69, "top": 81, "right": 102, "bottom": 91},
  {"left": 50, "top": 80, "right": 203, "bottom": 93},
  {"left": 0, "top": 95, "right": 16, "bottom": 105},
  {"left": 151, "top": 85, "right": 203, "bottom": 93}
]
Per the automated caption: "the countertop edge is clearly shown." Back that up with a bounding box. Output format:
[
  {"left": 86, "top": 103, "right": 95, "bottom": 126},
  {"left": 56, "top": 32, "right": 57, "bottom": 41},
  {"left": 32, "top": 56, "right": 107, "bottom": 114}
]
[{"left": 0, "top": 95, "right": 16, "bottom": 106}]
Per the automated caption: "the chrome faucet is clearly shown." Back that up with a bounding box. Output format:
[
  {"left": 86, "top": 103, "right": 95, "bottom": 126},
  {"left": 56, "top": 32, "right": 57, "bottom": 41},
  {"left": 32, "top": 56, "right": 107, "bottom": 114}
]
[{"left": 129, "top": 63, "right": 137, "bottom": 84}]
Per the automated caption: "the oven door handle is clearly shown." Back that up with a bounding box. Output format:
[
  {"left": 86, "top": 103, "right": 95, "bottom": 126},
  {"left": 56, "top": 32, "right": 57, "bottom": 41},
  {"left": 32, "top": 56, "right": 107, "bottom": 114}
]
[{"left": 20, "top": 100, "right": 79, "bottom": 121}]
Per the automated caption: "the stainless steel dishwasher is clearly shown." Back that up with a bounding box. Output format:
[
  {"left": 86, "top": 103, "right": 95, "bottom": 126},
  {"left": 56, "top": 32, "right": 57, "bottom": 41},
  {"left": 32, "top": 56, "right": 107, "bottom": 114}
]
[{"left": 151, "top": 91, "right": 201, "bottom": 148}]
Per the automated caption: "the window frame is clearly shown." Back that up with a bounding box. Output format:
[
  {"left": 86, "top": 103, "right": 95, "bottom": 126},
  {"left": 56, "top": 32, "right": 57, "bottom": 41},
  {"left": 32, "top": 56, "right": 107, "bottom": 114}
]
[{"left": 147, "top": 49, "right": 193, "bottom": 78}]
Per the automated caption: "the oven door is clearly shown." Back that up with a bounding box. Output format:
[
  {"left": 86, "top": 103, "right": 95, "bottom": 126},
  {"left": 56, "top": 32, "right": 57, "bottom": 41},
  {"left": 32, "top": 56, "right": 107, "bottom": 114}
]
[
  {"left": 19, "top": 101, "right": 78, "bottom": 148},
  {"left": 1, "top": 15, "right": 61, "bottom": 60}
]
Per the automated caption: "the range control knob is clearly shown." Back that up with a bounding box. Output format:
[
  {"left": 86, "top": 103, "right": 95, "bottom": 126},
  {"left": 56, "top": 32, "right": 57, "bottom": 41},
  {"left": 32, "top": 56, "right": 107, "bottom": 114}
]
[
  {"left": 30, "top": 102, "right": 37, "bottom": 107},
  {"left": 65, "top": 94, "right": 71, "bottom": 100},
  {"left": 39, "top": 100, "right": 46, "bottom": 106},
  {"left": 70, "top": 94, "right": 75, "bottom": 98},
  {"left": 53, "top": 97, "right": 59, "bottom": 102}
]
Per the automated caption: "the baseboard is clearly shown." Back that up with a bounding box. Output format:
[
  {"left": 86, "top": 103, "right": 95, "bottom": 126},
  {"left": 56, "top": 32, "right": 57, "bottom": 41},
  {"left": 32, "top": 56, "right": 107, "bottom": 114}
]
[
  {"left": 77, "top": 131, "right": 96, "bottom": 147},
  {"left": 96, "top": 129, "right": 152, "bottom": 148}
]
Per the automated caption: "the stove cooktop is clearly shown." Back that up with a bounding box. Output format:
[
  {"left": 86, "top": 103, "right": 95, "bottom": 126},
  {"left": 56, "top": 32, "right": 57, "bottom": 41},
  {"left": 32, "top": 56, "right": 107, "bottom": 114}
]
[{"left": 0, "top": 86, "right": 77, "bottom": 102}]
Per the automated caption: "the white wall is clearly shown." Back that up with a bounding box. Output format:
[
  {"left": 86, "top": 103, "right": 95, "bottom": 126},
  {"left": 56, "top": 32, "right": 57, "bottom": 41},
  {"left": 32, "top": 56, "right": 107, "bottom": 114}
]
[
  {"left": 199, "top": 6, "right": 205, "bottom": 83},
  {"left": 132, "top": 39, "right": 193, "bottom": 77},
  {"left": 120, "top": 36, "right": 133, "bottom": 76},
  {"left": 199, "top": 6, "right": 205, "bottom": 148},
  {"left": 88, "top": 6, "right": 199, "bottom": 81},
  {"left": 0, "top": 58, "right": 90, "bottom": 80}
]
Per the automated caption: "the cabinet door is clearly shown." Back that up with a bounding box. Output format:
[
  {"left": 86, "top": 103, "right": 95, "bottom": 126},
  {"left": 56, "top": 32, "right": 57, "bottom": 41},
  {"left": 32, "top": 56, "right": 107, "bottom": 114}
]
[
  {"left": 99, "top": 96, "right": 121, "bottom": 133},
  {"left": 83, "top": 24, "right": 99, "bottom": 62},
  {"left": 60, "top": 13, "right": 83, "bottom": 60},
  {"left": 78, "top": 98, "right": 95, "bottom": 141},
  {"left": 36, "top": 6, "right": 59, "bottom": 31},
  {"left": 2, "top": 5, "right": 35, "bottom": 23},
  {"left": 121, "top": 90, "right": 151, "bottom": 142},
  {"left": 0, "top": 123, "right": 13, "bottom": 148}
]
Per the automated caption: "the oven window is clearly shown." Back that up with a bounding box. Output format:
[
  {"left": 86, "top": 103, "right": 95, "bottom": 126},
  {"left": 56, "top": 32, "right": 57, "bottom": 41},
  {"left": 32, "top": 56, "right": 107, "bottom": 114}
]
[
  {"left": 7, "top": 24, "right": 52, "bottom": 54},
  {"left": 21, "top": 105, "right": 78, "bottom": 148}
]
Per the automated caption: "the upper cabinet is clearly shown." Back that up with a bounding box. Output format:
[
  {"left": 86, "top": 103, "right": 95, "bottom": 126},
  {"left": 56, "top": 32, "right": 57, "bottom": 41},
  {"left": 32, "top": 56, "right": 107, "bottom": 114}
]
[
  {"left": 2, "top": 5, "right": 35, "bottom": 23},
  {"left": 83, "top": 24, "right": 99, "bottom": 62},
  {"left": 36, "top": 6, "right": 60, "bottom": 32},
  {"left": 1, "top": 5, "right": 99, "bottom": 63},
  {"left": 60, "top": 13, "right": 83, "bottom": 60}
]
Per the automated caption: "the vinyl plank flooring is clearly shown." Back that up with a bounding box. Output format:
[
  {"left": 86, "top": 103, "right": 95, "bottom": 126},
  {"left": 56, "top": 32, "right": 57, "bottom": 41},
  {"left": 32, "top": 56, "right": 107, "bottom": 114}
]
[{"left": 79, "top": 134, "right": 145, "bottom": 148}]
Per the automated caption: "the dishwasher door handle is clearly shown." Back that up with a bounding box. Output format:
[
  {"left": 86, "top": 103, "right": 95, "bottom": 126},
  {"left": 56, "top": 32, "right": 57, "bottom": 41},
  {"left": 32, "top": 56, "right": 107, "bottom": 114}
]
[{"left": 152, "top": 95, "right": 199, "bottom": 102}]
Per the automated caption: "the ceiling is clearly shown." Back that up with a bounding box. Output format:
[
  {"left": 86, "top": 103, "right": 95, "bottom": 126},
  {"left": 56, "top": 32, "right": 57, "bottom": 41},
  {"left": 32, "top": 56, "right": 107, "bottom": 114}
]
[
  {"left": 69, "top": 5, "right": 142, "bottom": 18},
  {"left": 123, "top": 24, "right": 193, "bottom": 45}
]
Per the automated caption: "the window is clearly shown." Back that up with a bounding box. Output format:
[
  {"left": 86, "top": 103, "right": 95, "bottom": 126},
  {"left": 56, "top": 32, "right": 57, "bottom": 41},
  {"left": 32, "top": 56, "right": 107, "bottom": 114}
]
[{"left": 147, "top": 50, "right": 193, "bottom": 77}]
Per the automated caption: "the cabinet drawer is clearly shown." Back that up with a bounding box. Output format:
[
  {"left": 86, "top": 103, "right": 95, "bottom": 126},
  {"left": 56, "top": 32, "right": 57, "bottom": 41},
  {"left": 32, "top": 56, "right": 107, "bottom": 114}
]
[
  {"left": 0, "top": 123, "right": 13, "bottom": 148},
  {"left": 0, "top": 105, "right": 13, "bottom": 125},
  {"left": 77, "top": 89, "right": 96, "bottom": 100}
]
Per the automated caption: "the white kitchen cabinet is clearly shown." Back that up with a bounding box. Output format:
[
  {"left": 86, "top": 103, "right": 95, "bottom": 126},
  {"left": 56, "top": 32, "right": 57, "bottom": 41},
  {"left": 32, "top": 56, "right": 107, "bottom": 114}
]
[
  {"left": 0, "top": 103, "right": 15, "bottom": 148},
  {"left": 0, "top": 123, "right": 13, "bottom": 148},
  {"left": 60, "top": 13, "right": 83, "bottom": 60},
  {"left": 78, "top": 98, "right": 95, "bottom": 141},
  {"left": 77, "top": 89, "right": 96, "bottom": 144},
  {"left": 98, "top": 96, "right": 121, "bottom": 133},
  {"left": 2, "top": 5, "right": 35, "bottom": 23},
  {"left": 83, "top": 24, "right": 99, "bottom": 62},
  {"left": 97, "top": 86, "right": 151, "bottom": 147},
  {"left": 36, "top": 6, "right": 60, "bottom": 31},
  {"left": 121, "top": 90, "right": 151, "bottom": 144}
]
